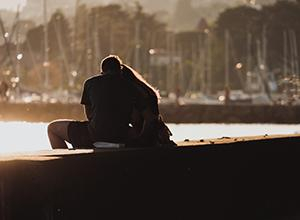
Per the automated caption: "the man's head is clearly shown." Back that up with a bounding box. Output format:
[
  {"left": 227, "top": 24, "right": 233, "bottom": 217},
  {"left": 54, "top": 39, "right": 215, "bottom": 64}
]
[{"left": 101, "top": 55, "right": 122, "bottom": 74}]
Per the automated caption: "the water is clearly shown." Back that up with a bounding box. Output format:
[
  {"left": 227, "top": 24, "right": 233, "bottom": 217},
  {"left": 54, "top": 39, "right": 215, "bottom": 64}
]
[{"left": 0, "top": 122, "right": 300, "bottom": 154}]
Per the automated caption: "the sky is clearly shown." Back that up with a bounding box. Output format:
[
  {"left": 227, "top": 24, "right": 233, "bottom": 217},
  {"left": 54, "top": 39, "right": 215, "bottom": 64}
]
[{"left": 0, "top": 0, "right": 26, "bottom": 11}]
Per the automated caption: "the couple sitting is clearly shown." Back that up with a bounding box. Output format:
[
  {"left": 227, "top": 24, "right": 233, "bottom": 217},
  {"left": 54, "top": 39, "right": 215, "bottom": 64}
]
[{"left": 48, "top": 55, "right": 174, "bottom": 149}]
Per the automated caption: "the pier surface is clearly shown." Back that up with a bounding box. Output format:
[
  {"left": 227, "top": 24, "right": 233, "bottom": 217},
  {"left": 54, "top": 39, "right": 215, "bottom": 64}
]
[{"left": 1, "top": 134, "right": 300, "bottom": 219}]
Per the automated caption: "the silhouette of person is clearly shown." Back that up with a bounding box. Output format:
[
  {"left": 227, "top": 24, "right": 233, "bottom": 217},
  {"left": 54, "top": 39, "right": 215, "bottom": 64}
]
[
  {"left": 121, "top": 64, "right": 174, "bottom": 147},
  {"left": 48, "top": 55, "right": 147, "bottom": 149}
]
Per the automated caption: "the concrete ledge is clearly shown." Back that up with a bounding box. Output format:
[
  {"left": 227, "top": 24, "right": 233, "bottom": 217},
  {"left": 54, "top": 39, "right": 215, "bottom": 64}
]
[{"left": 1, "top": 135, "right": 300, "bottom": 219}]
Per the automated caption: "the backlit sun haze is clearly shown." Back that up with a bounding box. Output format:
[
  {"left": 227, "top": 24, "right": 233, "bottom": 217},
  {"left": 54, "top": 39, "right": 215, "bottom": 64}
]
[{"left": 0, "top": 0, "right": 26, "bottom": 11}]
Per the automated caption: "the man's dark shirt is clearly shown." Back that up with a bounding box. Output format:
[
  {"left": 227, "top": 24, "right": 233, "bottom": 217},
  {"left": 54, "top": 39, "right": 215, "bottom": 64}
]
[{"left": 81, "top": 72, "right": 145, "bottom": 143}]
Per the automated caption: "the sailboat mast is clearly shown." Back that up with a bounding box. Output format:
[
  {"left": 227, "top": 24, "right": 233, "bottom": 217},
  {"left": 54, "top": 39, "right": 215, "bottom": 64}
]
[
  {"left": 109, "top": 22, "right": 115, "bottom": 54},
  {"left": 206, "top": 31, "right": 212, "bottom": 95},
  {"left": 43, "top": 0, "right": 49, "bottom": 88},
  {"left": 134, "top": 20, "right": 141, "bottom": 71},
  {"left": 292, "top": 30, "right": 299, "bottom": 78},
  {"left": 53, "top": 17, "right": 70, "bottom": 87},
  {"left": 26, "top": 39, "right": 41, "bottom": 82},
  {"left": 15, "top": 6, "right": 21, "bottom": 98},
  {"left": 246, "top": 31, "right": 252, "bottom": 93},
  {"left": 288, "top": 29, "right": 295, "bottom": 76},
  {"left": 283, "top": 30, "right": 288, "bottom": 79},
  {"left": 191, "top": 42, "right": 197, "bottom": 92},
  {"left": 199, "top": 34, "right": 205, "bottom": 93},
  {"left": 291, "top": 30, "right": 299, "bottom": 95},
  {"left": 262, "top": 25, "right": 267, "bottom": 70},
  {"left": 0, "top": 16, "right": 15, "bottom": 74},
  {"left": 256, "top": 39, "right": 266, "bottom": 94},
  {"left": 168, "top": 32, "right": 175, "bottom": 93},
  {"left": 94, "top": 12, "right": 101, "bottom": 67},
  {"left": 71, "top": 0, "right": 80, "bottom": 77},
  {"left": 224, "top": 29, "right": 230, "bottom": 89}
]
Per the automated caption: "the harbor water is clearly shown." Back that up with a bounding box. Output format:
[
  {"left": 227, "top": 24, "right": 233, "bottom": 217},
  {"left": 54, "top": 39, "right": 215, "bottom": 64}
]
[{"left": 0, "top": 122, "right": 300, "bottom": 154}]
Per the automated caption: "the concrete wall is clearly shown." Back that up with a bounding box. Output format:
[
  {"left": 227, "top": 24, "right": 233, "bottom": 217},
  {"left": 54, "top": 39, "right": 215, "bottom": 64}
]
[
  {"left": 0, "top": 136, "right": 300, "bottom": 219},
  {"left": 1, "top": 103, "right": 300, "bottom": 123}
]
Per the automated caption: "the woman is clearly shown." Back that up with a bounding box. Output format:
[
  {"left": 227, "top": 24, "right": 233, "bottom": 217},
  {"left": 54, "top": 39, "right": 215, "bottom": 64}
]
[{"left": 121, "top": 64, "right": 174, "bottom": 147}]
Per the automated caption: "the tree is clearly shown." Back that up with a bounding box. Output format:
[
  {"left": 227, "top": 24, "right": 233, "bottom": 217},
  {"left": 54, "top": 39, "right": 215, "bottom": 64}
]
[
  {"left": 24, "top": 10, "right": 71, "bottom": 90},
  {"left": 47, "top": 10, "right": 71, "bottom": 59},
  {"left": 261, "top": 1, "right": 300, "bottom": 70},
  {"left": 22, "top": 3, "right": 168, "bottom": 91},
  {"left": 214, "top": 6, "right": 261, "bottom": 89},
  {"left": 213, "top": 1, "right": 300, "bottom": 90}
]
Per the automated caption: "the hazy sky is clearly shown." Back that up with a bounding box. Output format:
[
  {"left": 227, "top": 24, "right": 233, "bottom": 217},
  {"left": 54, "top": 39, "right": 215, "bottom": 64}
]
[{"left": 0, "top": 0, "right": 26, "bottom": 11}]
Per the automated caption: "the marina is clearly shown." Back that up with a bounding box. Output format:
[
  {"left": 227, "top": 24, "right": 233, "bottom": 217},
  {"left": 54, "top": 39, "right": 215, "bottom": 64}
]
[{"left": 1, "top": 0, "right": 300, "bottom": 108}]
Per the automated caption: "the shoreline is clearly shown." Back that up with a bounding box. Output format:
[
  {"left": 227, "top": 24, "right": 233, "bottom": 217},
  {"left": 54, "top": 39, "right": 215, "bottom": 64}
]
[{"left": 1, "top": 102, "right": 300, "bottom": 123}]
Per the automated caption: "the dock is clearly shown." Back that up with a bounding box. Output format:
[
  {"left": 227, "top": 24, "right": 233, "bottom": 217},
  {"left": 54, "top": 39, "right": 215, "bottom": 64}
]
[{"left": 1, "top": 135, "right": 300, "bottom": 219}]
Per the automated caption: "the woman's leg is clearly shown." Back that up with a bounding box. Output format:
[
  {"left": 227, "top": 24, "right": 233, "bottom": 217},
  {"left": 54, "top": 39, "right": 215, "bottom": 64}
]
[{"left": 47, "top": 120, "right": 72, "bottom": 149}]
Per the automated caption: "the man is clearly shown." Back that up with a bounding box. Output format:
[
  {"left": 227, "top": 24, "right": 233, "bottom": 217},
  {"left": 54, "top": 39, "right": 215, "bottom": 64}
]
[{"left": 48, "top": 55, "right": 144, "bottom": 149}]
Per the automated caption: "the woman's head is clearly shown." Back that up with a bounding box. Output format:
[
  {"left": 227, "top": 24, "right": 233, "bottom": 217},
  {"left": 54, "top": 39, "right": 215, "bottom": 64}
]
[{"left": 121, "top": 64, "right": 160, "bottom": 100}]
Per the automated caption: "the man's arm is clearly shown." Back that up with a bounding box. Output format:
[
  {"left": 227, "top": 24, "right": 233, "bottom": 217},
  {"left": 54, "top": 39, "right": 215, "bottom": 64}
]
[
  {"left": 81, "top": 79, "right": 92, "bottom": 120},
  {"left": 84, "top": 105, "right": 92, "bottom": 121}
]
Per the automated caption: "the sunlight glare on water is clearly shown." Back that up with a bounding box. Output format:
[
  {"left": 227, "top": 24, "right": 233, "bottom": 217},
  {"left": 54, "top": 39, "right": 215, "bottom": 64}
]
[
  {"left": 168, "top": 124, "right": 300, "bottom": 141},
  {"left": 0, "top": 122, "right": 50, "bottom": 154},
  {"left": 0, "top": 122, "right": 300, "bottom": 154}
]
